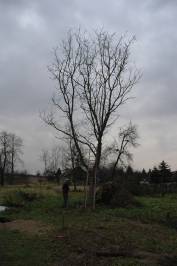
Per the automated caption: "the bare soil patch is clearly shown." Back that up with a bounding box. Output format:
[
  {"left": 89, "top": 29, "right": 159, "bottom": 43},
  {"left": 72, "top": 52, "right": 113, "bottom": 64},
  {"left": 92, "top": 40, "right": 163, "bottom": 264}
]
[{"left": 0, "top": 219, "right": 52, "bottom": 235}]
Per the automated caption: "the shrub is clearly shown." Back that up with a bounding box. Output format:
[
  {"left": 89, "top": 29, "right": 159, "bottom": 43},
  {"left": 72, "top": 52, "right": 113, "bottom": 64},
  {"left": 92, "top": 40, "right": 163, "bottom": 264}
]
[
  {"left": 19, "top": 190, "right": 42, "bottom": 201},
  {"left": 0, "top": 216, "right": 12, "bottom": 223},
  {"left": 97, "top": 182, "right": 115, "bottom": 204},
  {"left": 97, "top": 181, "right": 139, "bottom": 208},
  {"left": 3, "top": 191, "right": 24, "bottom": 207},
  {"left": 165, "top": 212, "right": 177, "bottom": 230},
  {"left": 110, "top": 188, "right": 137, "bottom": 208},
  {"left": 3, "top": 190, "right": 42, "bottom": 207}
]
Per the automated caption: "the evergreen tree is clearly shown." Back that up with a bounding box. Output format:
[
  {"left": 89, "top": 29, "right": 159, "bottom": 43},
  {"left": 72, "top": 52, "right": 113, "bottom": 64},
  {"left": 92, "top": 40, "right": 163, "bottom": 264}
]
[
  {"left": 141, "top": 168, "right": 147, "bottom": 180},
  {"left": 158, "top": 160, "right": 171, "bottom": 182},
  {"left": 126, "top": 165, "right": 134, "bottom": 176},
  {"left": 150, "top": 166, "right": 160, "bottom": 183}
]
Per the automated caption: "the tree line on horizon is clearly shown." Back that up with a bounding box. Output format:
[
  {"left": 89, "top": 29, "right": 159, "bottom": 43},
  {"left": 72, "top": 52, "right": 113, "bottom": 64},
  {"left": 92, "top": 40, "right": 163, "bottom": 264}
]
[{"left": 0, "top": 128, "right": 177, "bottom": 197}]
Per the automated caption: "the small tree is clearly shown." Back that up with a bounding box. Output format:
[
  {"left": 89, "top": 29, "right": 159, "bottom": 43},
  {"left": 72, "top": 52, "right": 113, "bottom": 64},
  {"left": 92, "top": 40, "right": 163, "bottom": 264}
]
[
  {"left": 40, "top": 146, "right": 61, "bottom": 178},
  {"left": 0, "top": 131, "right": 10, "bottom": 186},
  {"left": 141, "top": 169, "right": 147, "bottom": 179},
  {"left": 9, "top": 133, "right": 23, "bottom": 176},
  {"left": 150, "top": 166, "right": 160, "bottom": 183},
  {"left": 40, "top": 149, "right": 50, "bottom": 175},
  {"left": 108, "top": 123, "right": 139, "bottom": 180},
  {"left": 158, "top": 160, "right": 171, "bottom": 183},
  {"left": 43, "top": 29, "right": 140, "bottom": 208},
  {"left": 0, "top": 131, "right": 23, "bottom": 185},
  {"left": 62, "top": 137, "right": 84, "bottom": 191}
]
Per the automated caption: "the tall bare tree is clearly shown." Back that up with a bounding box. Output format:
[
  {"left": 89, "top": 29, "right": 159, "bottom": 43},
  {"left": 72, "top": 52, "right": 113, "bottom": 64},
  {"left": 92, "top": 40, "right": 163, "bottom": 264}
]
[{"left": 43, "top": 29, "right": 140, "bottom": 208}]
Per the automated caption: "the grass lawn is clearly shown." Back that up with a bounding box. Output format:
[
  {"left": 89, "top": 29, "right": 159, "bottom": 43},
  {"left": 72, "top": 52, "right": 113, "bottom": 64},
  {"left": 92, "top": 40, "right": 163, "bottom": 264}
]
[{"left": 0, "top": 184, "right": 177, "bottom": 265}]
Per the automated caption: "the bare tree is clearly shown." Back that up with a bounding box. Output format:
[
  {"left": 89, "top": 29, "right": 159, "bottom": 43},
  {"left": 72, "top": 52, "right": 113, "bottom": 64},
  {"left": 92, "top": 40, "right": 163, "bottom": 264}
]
[
  {"left": 40, "top": 149, "right": 50, "bottom": 174},
  {"left": 9, "top": 133, "right": 23, "bottom": 176},
  {"left": 50, "top": 146, "right": 61, "bottom": 173},
  {"left": 0, "top": 132, "right": 23, "bottom": 185},
  {"left": 62, "top": 136, "right": 85, "bottom": 191},
  {"left": 40, "top": 146, "right": 61, "bottom": 176},
  {"left": 108, "top": 123, "right": 139, "bottom": 179},
  {"left": 43, "top": 29, "right": 140, "bottom": 208},
  {"left": 0, "top": 131, "right": 10, "bottom": 186}
]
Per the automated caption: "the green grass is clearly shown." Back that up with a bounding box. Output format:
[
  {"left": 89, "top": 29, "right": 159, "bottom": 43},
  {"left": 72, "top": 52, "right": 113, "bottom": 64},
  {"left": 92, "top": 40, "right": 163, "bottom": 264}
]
[
  {"left": 1, "top": 184, "right": 177, "bottom": 265},
  {"left": 0, "top": 230, "right": 55, "bottom": 266}
]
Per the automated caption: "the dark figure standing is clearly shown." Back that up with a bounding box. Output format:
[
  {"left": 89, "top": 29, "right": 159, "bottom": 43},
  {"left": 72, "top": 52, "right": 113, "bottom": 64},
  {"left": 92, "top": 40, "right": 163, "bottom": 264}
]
[{"left": 62, "top": 181, "right": 69, "bottom": 208}]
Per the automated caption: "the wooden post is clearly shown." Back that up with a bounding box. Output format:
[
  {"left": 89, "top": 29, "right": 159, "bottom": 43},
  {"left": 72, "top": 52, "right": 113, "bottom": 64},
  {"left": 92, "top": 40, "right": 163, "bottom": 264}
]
[{"left": 62, "top": 211, "right": 65, "bottom": 229}]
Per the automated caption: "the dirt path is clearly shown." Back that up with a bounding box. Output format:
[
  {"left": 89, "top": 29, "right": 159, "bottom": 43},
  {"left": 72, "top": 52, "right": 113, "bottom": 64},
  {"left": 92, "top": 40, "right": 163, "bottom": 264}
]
[{"left": 0, "top": 219, "right": 52, "bottom": 235}]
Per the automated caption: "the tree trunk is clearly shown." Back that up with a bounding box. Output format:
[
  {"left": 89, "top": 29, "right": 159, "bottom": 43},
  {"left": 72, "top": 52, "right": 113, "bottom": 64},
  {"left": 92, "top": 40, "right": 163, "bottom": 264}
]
[
  {"left": 0, "top": 169, "right": 4, "bottom": 186},
  {"left": 111, "top": 153, "right": 121, "bottom": 180},
  {"left": 90, "top": 139, "right": 102, "bottom": 209},
  {"left": 92, "top": 166, "right": 97, "bottom": 209},
  {"left": 88, "top": 174, "right": 95, "bottom": 208},
  {"left": 88, "top": 168, "right": 97, "bottom": 209},
  {"left": 84, "top": 169, "right": 89, "bottom": 208},
  {"left": 11, "top": 153, "right": 14, "bottom": 176},
  {"left": 73, "top": 179, "right": 77, "bottom": 192},
  {"left": 1, "top": 154, "right": 7, "bottom": 186}
]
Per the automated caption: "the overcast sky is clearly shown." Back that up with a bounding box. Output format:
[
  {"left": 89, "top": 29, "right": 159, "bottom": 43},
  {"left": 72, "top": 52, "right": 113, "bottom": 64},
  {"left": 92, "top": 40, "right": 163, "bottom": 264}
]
[{"left": 0, "top": 0, "right": 177, "bottom": 173}]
